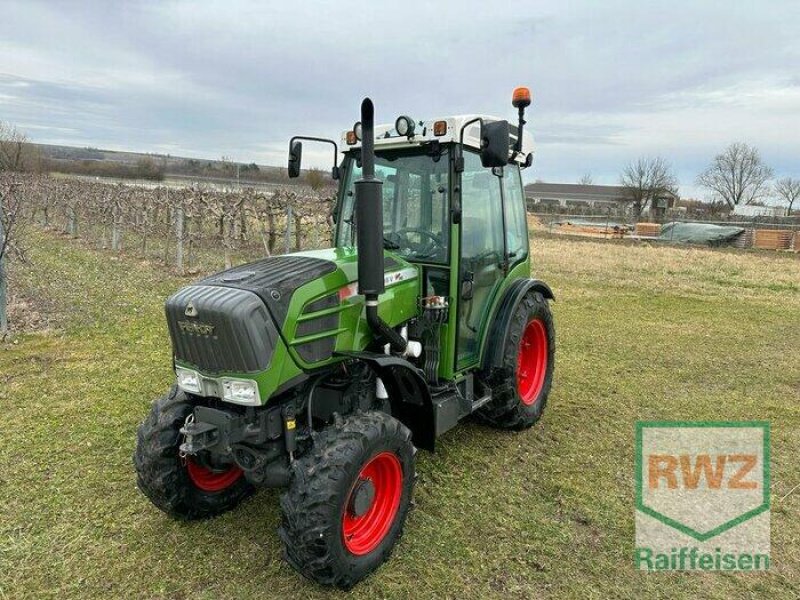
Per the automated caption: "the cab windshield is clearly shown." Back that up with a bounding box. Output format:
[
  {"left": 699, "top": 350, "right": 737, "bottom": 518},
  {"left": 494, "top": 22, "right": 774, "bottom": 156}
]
[{"left": 336, "top": 147, "right": 450, "bottom": 263}]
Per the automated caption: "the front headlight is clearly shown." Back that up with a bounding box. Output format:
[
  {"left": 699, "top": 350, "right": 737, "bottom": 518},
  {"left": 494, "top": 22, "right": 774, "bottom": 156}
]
[
  {"left": 221, "top": 378, "right": 260, "bottom": 406},
  {"left": 176, "top": 367, "right": 202, "bottom": 394}
]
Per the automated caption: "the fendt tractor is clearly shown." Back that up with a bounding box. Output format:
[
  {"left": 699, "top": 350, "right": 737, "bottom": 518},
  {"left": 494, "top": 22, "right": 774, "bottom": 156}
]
[{"left": 134, "top": 87, "right": 556, "bottom": 589}]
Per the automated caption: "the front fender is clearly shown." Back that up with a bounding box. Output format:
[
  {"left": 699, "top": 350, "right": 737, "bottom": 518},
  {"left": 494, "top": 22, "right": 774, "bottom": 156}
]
[{"left": 335, "top": 351, "right": 435, "bottom": 451}]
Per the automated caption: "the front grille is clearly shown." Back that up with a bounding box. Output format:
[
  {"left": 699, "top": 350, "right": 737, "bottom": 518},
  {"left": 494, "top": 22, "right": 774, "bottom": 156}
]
[{"left": 295, "top": 293, "right": 340, "bottom": 363}]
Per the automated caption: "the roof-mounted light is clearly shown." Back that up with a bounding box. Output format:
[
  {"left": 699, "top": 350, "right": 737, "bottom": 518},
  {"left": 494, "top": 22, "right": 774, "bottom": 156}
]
[
  {"left": 433, "top": 120, "right": 447, "bottom": 136},
  {"left": 395, "top": 115, "right": 415, "bottom": 137},
  {"left": 353, "top": 121, "right": 362, "bottom": 141},
  {"left": 512, "top": 86, "right": 532, "bottom": 109},
  {"left": 346, "top": 130, "right": 357, "bottom": 145}
]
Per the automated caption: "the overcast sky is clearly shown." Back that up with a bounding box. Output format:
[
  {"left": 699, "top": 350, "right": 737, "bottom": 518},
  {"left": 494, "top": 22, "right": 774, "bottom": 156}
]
[{"left": 1, "top": 1, "right": 798, "bottom": 199}]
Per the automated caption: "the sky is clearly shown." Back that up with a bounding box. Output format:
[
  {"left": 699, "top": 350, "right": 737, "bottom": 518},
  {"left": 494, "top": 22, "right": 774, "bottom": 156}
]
[{"left": 1, "top": 0, "right": 798, "bottom": 200}]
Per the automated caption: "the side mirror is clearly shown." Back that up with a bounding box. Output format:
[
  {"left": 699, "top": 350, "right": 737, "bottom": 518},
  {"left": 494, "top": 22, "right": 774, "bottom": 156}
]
[
  {"left": 288, "top": 141, "right": 303, "bottom": 178},
  {"left": 479, "top": 120, "right": 510, "bottom": 168}
]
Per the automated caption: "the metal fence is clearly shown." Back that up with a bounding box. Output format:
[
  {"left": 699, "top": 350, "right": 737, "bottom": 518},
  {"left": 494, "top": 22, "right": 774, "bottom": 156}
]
[{"left": 529, "top": 211, "right": 800, "bottom": 250}]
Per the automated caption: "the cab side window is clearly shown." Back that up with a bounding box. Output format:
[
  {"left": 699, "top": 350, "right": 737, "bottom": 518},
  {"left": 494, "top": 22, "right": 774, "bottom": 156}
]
[
  {"left": 460, "top": 153, "right": 504, "bottom": 262},
  {"left": 502, "top": 166, "right": 528, "bottom": 261}
]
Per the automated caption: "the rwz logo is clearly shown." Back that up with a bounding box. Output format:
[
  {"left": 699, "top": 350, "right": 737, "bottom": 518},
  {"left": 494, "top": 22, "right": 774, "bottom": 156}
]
[
  {"left": 635, "top": 421, "right": 770, "bottom": 571},
  {"left": 648, "top": 453, "right": 758, "bottom": 490}
]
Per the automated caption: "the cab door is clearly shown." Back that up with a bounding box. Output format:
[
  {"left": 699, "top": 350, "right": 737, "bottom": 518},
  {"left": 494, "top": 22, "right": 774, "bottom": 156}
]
[{"left": 456, "top": 151, "right": 506, "bottom": 369}]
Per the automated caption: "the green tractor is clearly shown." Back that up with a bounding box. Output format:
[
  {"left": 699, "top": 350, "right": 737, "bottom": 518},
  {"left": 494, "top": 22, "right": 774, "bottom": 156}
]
[{"left": 134, "top": 88, "right": 555, "bottom": 589}]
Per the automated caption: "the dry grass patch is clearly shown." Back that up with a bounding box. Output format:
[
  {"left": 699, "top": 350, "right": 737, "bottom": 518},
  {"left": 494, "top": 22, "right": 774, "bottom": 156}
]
[{"left": 0, "top": 230, "right": 798, "bottom": 599}]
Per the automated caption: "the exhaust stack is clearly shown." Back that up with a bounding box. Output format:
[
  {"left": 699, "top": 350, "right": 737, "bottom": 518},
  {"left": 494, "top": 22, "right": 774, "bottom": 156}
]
[
  {"left": 354, "top": 98, "right": 384, "bottom": 298},
  {"left": 354, "top": 98, "right": 407, "bottom": 353}
]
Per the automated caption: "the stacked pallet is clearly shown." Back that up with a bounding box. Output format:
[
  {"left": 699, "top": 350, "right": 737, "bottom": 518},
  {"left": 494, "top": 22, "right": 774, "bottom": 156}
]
[
  {"left": 635, "top": 222, "right": 661, "bottom": 237},
  {"left": 752, "top": 229, "right": 793, "bottom": 250},
  {"left": 556, "top": 223, "right": 625, "bottom": 238},
  {"left": 731, "top": 229, "right": 754, "bottom": 249}
]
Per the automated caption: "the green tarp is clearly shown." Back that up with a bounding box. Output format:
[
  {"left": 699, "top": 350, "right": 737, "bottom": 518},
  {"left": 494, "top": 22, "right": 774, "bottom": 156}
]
[{"left": 657, "top": 222, "right": 745, "bottom": 245}]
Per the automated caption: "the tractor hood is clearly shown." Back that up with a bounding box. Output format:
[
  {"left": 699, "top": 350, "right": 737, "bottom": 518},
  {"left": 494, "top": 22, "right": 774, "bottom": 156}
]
[
  {"left": 196, "top": 254, "right": 339, "bottom": 329},
  {"left": 165, "top": 249, "right": 420, "bottom": 384}
]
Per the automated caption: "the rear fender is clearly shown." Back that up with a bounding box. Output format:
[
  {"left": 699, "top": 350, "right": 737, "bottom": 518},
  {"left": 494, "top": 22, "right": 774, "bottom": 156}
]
[{"left": 481, "top": 279, "right": 554, "bottom": 373}]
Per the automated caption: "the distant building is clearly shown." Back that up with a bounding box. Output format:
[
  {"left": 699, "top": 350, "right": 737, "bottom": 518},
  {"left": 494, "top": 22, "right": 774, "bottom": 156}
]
[
  {"left": 525, "top": 182, "right": 677, "bottom": 217},
  {"left": 732, "top": 204, "right": 787, "bottom": 218},
  {"left": 526, "top": 183, "right": 629, "bottom": 212}
]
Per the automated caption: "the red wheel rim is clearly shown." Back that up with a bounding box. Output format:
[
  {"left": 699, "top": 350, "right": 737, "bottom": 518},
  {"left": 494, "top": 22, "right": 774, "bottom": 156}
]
[
  {"left": 342, "top": 452, "right": 403, "bottom": 556},
  {"left": 517, "top": 318, "right": 548, "bottom": 406},
  {"left": 185, "top": 456, "right": 243, "bottom": 492}
]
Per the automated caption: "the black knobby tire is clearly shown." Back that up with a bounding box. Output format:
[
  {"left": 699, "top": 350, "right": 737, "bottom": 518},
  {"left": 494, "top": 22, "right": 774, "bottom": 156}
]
[
  {"left": 133, "top": 385, "right": 253, "bottom": 520},
  {"left": 477, "top": 290, "right": 555, "bottom": 430},
  {"left": 278, "top": 411, "right": 415, "bottom": 590}
]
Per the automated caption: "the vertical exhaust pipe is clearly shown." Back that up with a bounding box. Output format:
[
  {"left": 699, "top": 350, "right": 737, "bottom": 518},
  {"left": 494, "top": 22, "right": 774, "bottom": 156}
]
[
  {"left": 354, "top": 99, "right": 384, "bottom": 298},
  {"left": 355, "top": 98, "right": 407, "bottom": 353}
]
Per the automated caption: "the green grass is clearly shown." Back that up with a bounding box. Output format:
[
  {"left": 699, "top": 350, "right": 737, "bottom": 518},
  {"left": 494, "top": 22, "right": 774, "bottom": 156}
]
[{"left": 1, "top": 230, "right": 799, "bottom": 599}]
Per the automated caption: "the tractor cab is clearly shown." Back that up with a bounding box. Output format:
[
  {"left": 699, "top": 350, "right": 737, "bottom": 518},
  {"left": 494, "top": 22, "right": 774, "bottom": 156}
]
[{"left": 331, "top": 112, "right": 534, "bottom": 371}]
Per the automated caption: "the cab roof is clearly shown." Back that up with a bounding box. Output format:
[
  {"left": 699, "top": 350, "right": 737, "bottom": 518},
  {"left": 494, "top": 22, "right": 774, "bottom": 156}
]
[{"left": 340, "top": 114, "right": 535, "bottom": 165}]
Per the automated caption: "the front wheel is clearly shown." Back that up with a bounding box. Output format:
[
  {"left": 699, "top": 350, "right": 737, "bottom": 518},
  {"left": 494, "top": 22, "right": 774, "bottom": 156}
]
[
  {"left": 477, "top": 290, "right": 555, "bottom": 430},
  {"left": 278, "top": 411, "right": 415, "bottom": 590},
  {"left": 134, "top": 386, "right": 253, "bottom": 519}
]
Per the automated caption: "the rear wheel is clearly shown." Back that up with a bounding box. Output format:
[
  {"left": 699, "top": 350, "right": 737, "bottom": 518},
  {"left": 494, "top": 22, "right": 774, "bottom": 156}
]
[
  {"left": 278, "top": 411, "right": 415, "bottom": 589},
  {"left": 134, "top": 386, "right": 253, "bottom": 519},
  {"left": 478, "top": 290, "right": 555, "bottom": 430}
]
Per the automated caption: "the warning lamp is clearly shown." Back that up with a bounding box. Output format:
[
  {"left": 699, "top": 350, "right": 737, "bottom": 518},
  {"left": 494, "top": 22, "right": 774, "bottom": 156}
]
[
  {"left": 512, "top": 86, "right": 532, "bottom": 154},
  {"left": 512, "top": 86, "right": 532, "bottom": 109},
  {"left": 346, "top": 130, "right": 357, "bottom": 145},
  {"left": 433, "top": 120, "right": 447, "bottom": 136}
]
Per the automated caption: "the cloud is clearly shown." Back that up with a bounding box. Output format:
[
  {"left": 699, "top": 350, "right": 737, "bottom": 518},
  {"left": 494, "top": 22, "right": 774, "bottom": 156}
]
[{"left": 1, "top": 0, "right": 799, "bottom": 199}]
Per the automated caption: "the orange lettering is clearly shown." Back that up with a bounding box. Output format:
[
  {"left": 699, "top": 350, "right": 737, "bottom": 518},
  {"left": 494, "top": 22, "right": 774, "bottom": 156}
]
[
  {"left": 648, "top": 455, "right": 678, "bottom": 489},
  {"left": 728, "top": 454, "right": 758, "bottom": 489},
  {"left": 680, "top": 454, "right": 726, "bottom": 489}
]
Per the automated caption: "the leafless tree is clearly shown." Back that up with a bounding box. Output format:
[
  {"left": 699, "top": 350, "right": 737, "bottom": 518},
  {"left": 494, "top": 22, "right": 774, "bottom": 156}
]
[
  {"left": 696, "top": 143, "right": 773, "bottom": 209},
  {"left": 0, "top": 122, "right": 39, "bottom": 173},
  {"left": 578, "top": 173, "right": 593, "bottom": 185},
  {"left": 1, "top": 179, "right": 27, "bottom": 334},
  {"left": 620, "top": 157, "right": 678, "bottom": 219},
  {"left": 306, "top": 168, "right": 327, "bottom": 191},
  {"left": 7, "top": 174, "right": 335, "bottom": 288},
  {"left": 774, "top": 177, "right": 800, "bottom": 216}
]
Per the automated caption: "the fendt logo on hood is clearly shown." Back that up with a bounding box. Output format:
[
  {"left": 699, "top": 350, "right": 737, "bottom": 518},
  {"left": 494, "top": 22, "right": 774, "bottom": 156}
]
[
  {"left": 178, "top": 301, "right": 215, "bottom": 336},
  {"left": 177, "top": 320, "right": 215, "bottom": 336}
]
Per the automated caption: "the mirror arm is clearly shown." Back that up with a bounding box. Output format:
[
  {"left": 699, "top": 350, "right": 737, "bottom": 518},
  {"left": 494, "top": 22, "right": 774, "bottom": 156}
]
[
  {"left": 288, "top": 136, "right": 341, "bottom": 180},
  {"left": 454, "top": 117, "right": 483, "bottom": 173}
]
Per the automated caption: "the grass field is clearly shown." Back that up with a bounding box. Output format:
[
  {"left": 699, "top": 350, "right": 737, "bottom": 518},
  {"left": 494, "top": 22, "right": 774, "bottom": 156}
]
[{"left": 1, "top": 230, "right": 799, "bottom": 599}]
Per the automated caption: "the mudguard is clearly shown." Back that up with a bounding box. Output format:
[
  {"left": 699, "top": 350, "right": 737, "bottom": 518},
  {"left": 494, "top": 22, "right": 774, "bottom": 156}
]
[
  {"left": 336, "top": 351, "right": 435, "bottom": 451},
  {"left": 481, "top": 278, "right": 554, "bottom": 373}
]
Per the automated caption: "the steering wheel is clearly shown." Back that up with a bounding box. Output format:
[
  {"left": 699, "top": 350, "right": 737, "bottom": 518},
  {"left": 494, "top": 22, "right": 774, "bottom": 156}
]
[{"left": 390, "top": 228, "right": 444, "bottom": 258}]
